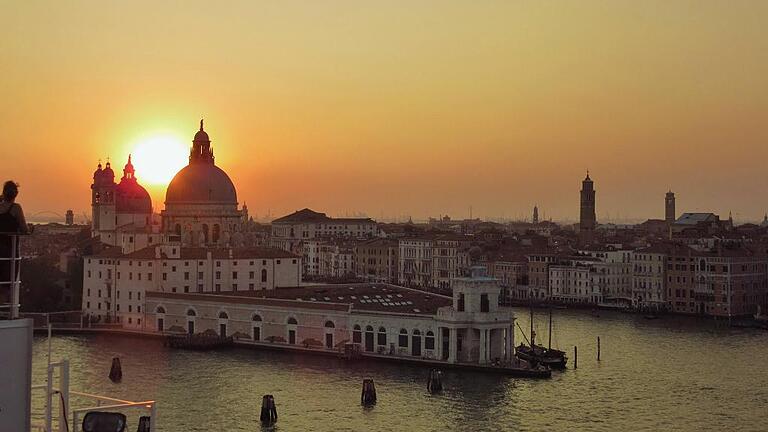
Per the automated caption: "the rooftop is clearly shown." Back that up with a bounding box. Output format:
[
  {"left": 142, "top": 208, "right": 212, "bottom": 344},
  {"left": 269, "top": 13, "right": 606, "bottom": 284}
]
[
  {"left": 90, "top": 245, "right": 299, "bottom": 260},
  {"left": 272, "top": 208, "right": 375, "bottom": 225},
  {"left": 207, "top": 283, "right": 452, "bottom": 316}
]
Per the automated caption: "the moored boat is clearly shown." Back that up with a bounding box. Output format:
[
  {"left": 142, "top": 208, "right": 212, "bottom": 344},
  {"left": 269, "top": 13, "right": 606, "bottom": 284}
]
[{"left": 515, "top": 307, "right": 568, "bottom": 369}]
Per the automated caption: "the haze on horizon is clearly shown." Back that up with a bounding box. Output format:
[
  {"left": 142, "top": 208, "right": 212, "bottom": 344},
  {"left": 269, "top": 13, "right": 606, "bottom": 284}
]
[{"left": 2, "top": 1, "right": 767, "bottom": 223}]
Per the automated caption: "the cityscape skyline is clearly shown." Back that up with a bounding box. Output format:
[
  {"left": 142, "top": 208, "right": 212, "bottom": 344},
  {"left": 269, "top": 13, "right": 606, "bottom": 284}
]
[{"left": 4, "top": 2, "right": 768, "bottom": 221}]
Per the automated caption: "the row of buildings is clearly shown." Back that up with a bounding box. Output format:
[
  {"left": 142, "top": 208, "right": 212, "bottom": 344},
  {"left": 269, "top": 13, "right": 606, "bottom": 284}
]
[
  {"left": 76, "top": 123, "right": 517, "bottom": 368},
  {"left": 78, "top": 121, "right": 768, "bottom": 354}
]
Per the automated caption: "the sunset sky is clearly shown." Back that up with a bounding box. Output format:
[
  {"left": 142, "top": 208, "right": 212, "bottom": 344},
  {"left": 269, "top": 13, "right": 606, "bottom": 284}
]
[{"left": 2, "top": 1, "right": 768, "bottom": 223}]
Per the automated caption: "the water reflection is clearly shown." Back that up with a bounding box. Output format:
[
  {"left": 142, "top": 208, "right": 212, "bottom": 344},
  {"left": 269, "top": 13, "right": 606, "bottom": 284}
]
[{"left": 32, "top": 309, "right": 768, "bottom": 431}]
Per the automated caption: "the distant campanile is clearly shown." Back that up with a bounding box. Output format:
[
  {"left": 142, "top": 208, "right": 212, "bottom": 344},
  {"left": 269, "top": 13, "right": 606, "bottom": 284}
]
[
  {"left": 533, "top": 205, "right": 539, "bottom": 224},
  {"left": 665, "top": 191, "right": 676, "bottom": 223},
  {"left": 580, "top": 172, "right": 596, "bottom": 232}
]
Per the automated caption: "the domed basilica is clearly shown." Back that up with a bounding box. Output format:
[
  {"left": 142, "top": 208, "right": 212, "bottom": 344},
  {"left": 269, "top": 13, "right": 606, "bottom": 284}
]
[
  {"left": 91, "top": 121, "right": 245, "bottom": 250},
  {"left": 162, "top": 120, "right": 243, "bottom": 246}
]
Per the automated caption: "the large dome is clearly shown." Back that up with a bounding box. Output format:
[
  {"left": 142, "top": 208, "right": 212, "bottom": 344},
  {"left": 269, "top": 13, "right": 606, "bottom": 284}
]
[{"left": 165, "top": 163, "right": 237, "bottom": 204}]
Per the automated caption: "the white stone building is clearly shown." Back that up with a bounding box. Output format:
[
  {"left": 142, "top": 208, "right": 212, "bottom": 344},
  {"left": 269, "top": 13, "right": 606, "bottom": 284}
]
[
  {"left": 578, "top": 246, "right": 633, "bottom": 304},
  {"left": 82, "top": 244, "right": 301, "bottom": 328},
  {"left": 270, "top": 208, "right": 378, "bottom": 255},
  {"left": 632, "top": 244, "right": 669, "bottom": 309},
  {"left": 144, "top": 267, "right": 516, "bottom": 365},
  {"left": 549, "top": 257, "right": 602, "bottom": 304}
]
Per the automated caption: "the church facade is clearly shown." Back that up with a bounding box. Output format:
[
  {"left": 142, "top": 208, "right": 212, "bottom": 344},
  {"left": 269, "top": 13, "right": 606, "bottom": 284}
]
[
  {"left": 161, "top": 120, "right": 244, "bottom": 247},
  {"left": 83, "top": 121, "right": 299, "bottom": 325}
]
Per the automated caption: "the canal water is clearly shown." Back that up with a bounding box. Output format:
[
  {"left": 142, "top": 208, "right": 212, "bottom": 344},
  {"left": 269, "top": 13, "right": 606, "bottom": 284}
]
[{"left": 31, "top": 308, "right": 768, "bottom": 431}]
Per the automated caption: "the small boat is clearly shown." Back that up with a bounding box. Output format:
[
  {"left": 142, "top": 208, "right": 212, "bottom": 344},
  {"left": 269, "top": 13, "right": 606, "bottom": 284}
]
[
  {"left": 515, "top": 343, "right": 568, "bottom": 369},
  {"left": 643, "top": 314, "right": 659, "bottom": 320},
  {"left": 515, "top": 307, "right": 568, "bottom": 369}
]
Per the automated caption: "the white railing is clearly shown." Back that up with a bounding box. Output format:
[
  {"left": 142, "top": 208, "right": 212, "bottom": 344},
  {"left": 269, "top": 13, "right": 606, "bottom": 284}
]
[{"left": 0, "top": 233, "right": 23, "bottom": 319}]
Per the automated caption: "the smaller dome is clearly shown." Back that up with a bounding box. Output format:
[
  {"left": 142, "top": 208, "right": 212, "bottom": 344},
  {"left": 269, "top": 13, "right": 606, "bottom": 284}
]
[
  {"left": 194, "top": 119, "right": 210, "bottom": 143},
  {"left": 102, "top": 162, "right": 115, "bottom": 179},
  {"left": 194, "top": 129, "right": 210, "bottom": 143},
  {"left": 116, "top": 178, "right": 152, "bottom": 214},
  {"left": 93, "top": 163, "right": 103, "bottom": 180}
]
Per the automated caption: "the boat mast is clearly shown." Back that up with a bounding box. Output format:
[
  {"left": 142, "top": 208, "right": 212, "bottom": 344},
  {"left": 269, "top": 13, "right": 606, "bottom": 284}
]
[
  {"left": 548, "top": 308, "right": 552, "bottom": 350},
  {"left": 529, "top": 301, "right": 535, "bottom": 348}
]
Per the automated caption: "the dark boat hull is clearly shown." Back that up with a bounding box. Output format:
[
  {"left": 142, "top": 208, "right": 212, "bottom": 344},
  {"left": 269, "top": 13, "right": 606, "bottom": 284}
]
[{"left": 515, "top": 345, "right": 568, "bottom": 369}]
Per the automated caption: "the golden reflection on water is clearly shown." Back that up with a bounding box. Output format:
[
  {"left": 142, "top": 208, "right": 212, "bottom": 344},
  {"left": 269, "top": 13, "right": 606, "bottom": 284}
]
[{"left": 32, "top": 309, "right": 768, "bottom": 431}]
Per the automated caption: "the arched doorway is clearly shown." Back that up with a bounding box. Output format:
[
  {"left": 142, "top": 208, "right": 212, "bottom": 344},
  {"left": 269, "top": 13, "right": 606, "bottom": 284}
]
[
  {"left": 186, "top": 308, "right": 196, "bottom": 334},
  {"left": 364, "top": 325, "right": 374, "bottom": 352},
  {"left": 324, "top": 320, "right": 335, "bottom": 349},
  {"left": 156, "top": 306, "right": 166, "bottom": 332},
  {"left": 252, "top": 314, "right": 262, "bottom": 341},
  {"left": 287, "top": 317, "right": 298, "bottom": 344},
  {"left": 218, "top": 311, "right": 229, "bottom": 337},
  {"left": 411, "top": 329, "right": 422, "bottom": 357},
  {"left": 352, "top": 325, "right": 361, "bottom": 344}
]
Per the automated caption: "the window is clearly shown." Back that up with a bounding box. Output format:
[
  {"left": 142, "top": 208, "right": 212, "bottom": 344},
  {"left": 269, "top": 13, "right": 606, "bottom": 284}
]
[
  {"left": 425, "top": 331, "right": 435, "bottom": 350},
  {"left": 187, "top": 309, "right": 196, "bottom": 317},
  {"left": 219, "top": 311, "right": 229, "bottom": 319},
  {"left": 480, "top": 294, "right": 490, "bottom": 312},
  {"left": 184, "top": 286, "right": 189, "bottom": 293},
  {"left": 377, "top": 327, "right": 387, "bottom": 346},
  {"left": 184, "top": 272, "right": 190, "bottom": 280},
  {"left": 353, "top": 325, "right": 362, "bottom": 343},
  {"left": 198, "top": 272, "right": 203, "bottom": 280},
  {"left": 399, "top": 329, "right": 408, "bottom": 347},
  {"left": 325, "top": 320, "right": 335, "bottom": 328},
  {"left": 287, "top": 317, "right": 298, "bottom": 325},
  {"left": 216, "top": 271, "right": 221, "bottom": 280},
  {"left": 162, "top": 273, "right": 167, "bottom": 281},
  {"left": 249, "top": 271, "right": 254, "bottom": 279},
  {"left": 156, "top": 306, "right": 166, "bottom": 314},
  {"left": 233, "top": 272, "right": 238, "bottom": 280},
  {"left": 148, "top": 273, "right": 153, "bottom": 281},
  {"left": 261, "top": 269, "right": 267, "bottom": 282},
  {"left": 458, "top": 293, "right": 465, "bottom": 312}
]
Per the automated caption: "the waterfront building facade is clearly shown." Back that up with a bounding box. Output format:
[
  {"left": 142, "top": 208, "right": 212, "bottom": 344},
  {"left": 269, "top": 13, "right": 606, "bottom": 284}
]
[
  {"left": 549, "top": 257, "right": 602, "bottom": 304},
  {"left": 145, "top": 267, "right": 516, "bottom": 365},
  {"left": 632, "top": 245, "right": 668, "bottom": 309},
  {"left": 81, "top": 244, "right": 301, "bottom": 328}
]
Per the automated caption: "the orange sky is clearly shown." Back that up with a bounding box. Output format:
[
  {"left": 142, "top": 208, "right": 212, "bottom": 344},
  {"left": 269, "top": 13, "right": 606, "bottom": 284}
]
[{"left": 2, "top": 1, "right": 768, "bottom": 223}]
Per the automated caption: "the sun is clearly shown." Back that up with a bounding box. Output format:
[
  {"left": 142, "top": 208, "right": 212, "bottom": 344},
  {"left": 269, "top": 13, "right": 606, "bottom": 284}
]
[{"left": 130, "top": 134, "right": 188, "bottom": 185}]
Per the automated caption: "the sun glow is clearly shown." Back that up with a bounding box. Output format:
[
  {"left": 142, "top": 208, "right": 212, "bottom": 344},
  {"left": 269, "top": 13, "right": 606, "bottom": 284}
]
[{"left": 130, "top": 134, "right": 189, "bottom": 185}]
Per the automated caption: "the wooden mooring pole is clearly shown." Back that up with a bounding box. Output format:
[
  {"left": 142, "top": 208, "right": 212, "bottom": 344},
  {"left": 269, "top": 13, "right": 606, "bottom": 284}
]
[
  {"left": 597, "top": 336, "right": 601, "bottom": 361},
  {"left": 574, "top": 346, "right": 578, "bottom": 369}
]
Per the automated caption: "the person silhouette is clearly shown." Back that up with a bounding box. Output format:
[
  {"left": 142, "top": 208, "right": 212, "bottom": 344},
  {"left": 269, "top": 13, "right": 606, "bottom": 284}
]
[{"left": 0, "top": 181, "right": 29, "bottom": 295}]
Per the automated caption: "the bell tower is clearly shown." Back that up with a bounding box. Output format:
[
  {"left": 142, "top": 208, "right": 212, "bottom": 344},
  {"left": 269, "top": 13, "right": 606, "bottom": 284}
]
[
  {"left": 91, "top": 160, "right": 117, "bottom": 241},
  {"left": 579, "top": 172, "right": 596, "bottom": 233},
  {"left": 665, "top": 191, "right": 676, "bottom": 223}
]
